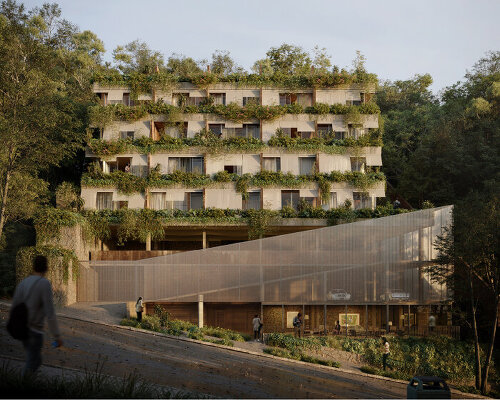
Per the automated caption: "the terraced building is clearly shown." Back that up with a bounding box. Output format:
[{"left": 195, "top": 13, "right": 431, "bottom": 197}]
[{"left": 82, "top": 77, "right": 385, "bottom": 253}]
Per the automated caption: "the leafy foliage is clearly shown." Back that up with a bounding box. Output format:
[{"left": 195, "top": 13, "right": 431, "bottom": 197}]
[{"left": 16, "top": 245, "right": 79, "bottom": 284}]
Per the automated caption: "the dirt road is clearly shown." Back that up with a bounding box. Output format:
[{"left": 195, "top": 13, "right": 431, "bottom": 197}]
[{"left": 0, "top": 307, "right": 415, "bottom": 398}]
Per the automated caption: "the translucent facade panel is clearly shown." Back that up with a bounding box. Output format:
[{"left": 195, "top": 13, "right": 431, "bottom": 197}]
[{"left": 78, "top": 207, "right": 452, "bottom": 305}]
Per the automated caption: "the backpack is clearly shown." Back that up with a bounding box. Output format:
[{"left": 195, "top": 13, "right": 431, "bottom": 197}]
[{"left": 7, "top": 278, "right": 42, "bottom": 341}]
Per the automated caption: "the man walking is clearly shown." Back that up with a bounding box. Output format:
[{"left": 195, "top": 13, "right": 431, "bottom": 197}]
[{"left": 10, "top": 255, "right": 63, "bottom": 375}]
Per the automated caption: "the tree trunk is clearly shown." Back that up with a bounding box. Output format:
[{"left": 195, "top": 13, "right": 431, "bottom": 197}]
[
  {"left": 480, "top": 297, "right": 499, "bottom": 394},
  {"left": 0, "top": 168, "right": 11, "bottom": 243},
  {"left": 470, "top": 277, "right": 482, "bottom": 390}
]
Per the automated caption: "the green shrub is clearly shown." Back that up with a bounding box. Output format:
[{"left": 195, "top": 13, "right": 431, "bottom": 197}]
[
  {"left": 120, "top": 318, "right": 140, "bottom": 328},
  {"left": 265, "top": 333, "right": 321, "bottom": 351}
]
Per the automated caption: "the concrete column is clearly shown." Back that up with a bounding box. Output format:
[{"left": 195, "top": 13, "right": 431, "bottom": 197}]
[
  {"left": 202, "top": 231, "right": 207, "bottom": 249},
  {"left": 345, "top": 304, "right": 348, "bottom": 337},
  {"left": 324, "top": 304, "right": 327, "bottom": 335},
  {"left": 386, "top": 304, "right": 390, "bottom": 333},
  {"left": 198, "top": 295, "right": 204, "bottom": 328},
  {"left": 282, "top": 305, "right": 285, "bottom": 331},
  {"left": 365, "top": 304, "right": 369, "bottom": 334},
  {"left": 146, "top": 233, "right": 151, "bottom": 251},
  {"left": 408, "top": 304, "right": 411, "bottom": 335}
]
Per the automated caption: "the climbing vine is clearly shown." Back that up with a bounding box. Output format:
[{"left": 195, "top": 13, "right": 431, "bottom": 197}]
[{"left": 16, "top": 245, "right": 80, "bottom": 284}]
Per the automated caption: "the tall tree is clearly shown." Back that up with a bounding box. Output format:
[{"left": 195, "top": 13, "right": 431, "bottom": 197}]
[
  {"left": 264, "top": 43, "right": 312, "bottom": 75},
  {"left": 430, "top": 192, "right": 499, "bottom": 393},
  {"left": 210, "top": 50, "right": 243, "bottom": 75},
  {"left": 166, "top": 53, "right": 202, "bottom": 76},
  {"left": 0, "top": 0, "right": 102, "bottom": 243},
  {"left": 113, "top": 39, "right": 164, "bottom": 73}
]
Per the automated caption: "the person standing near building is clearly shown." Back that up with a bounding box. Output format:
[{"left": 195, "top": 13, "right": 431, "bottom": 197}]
[
  {"left": 428, "top": 314, "right": 436, "bottom": 334},
  {"left": 293, "top": 312, "right": 303, "bottom": 338},
  {"left": 10, "top": 255, "right": 63, "bottom": 375},
  {"left": 382, "top": 337, "right": 392, "bottom": 371},
  {"left": 135, "top": 297, "right": 144, "bottom": 322},
  {"left": 252, "top": 314, "right": 261, "bottom": 341}
]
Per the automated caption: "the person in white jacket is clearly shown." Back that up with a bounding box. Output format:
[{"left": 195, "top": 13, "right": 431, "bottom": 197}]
[
  {"left": 135, "top": 297, "right": 144, "bottom": 322},
  {"left": 11, "top": 255, "right": 63, "bottom": 375}
]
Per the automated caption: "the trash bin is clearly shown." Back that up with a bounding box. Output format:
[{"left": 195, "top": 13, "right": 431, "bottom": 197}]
[{"left": 407, "top": 376, "right": 451, "bottom": 399}]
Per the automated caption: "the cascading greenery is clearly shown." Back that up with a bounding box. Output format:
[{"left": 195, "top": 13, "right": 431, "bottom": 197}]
[
  {"left": 87, "top": 132, "right": 382, "bottom": 158},
  {"left": 33, "top": 205, "right": 407, "bottom": 245},
  {"left": 81, "top": 169, "right": 386, "bottom": 197},
  {"left": 88, "top": 101, "right": 380, "bottom": 127}
]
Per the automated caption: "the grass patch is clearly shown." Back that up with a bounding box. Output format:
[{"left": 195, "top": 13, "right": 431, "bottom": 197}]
[
  {"left": 120, "top": 317, "right": 247, "bottom": 346},
  {"left": 263, "top": 347, "right": 340, "bottom": 368},
  {"left": 0, "top": 361, "right": 200, "bottom": 398}
]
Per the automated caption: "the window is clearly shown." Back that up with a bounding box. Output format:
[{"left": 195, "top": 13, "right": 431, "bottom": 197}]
[
  {"left": 262, "top": 157, "right": 281, "bottom": 172},
  {"left": 208, "top": 124, "right": 224, "bottom": 136},
  {"left": 279, "top": 93, "right": 294, "bottom": 105},
  {"left": 279, "top": 93, "right": 312, "bottom": 106},
  {"left": 168, "top": 157, "right": 204, "bottom": 174},
  {"left": 222, "top": 124, "right": 260, "bottom": 139},
  {"left": 335, "top": 131, "right": 347, "bottom": 140},
  {"left": 353, "top": 192, "right": 372, "bottom": 210},
  {"left": 328, "top": 192, "right": 337, "bottom": 209},
  {"left": 122, "top": 93, "right": 135, "bottom": 106},
  {"left": 281, "top": 190, "right": 300, "bottom": 210},
  {"left": 210, "top": 93, "right": 226, "bottom": 105},
  {"left": 348, "top": 124, "right": 364, "bottom": 139},
  {"left": 188, "top": 192, "right": 203, "bottom": 210},
  {"left": 243, "top": 97, "right": 259, "bottom": 106},
  {"left": 280, "top": 128, "right": 299, "bottom": 138},
  {"left": 300, "top": 197, "right": 317, "bottom": 207},
  {"left": 350, "top": 157, "right": 366, "bottom": 172},
  {"left": 224, "top": 165, "right": 242, "bottom": 175},
  {"left": 113, "top": 201, "right": 128, "bottom": 210},
  {"left": 91, "top": 128, "right": 102, "bottom": 139},
  {"left": 173, "top": 93, "right": 205, "bottom": 106},
  {"left": 243, "top": 191, "right": 261, "bottom": 210},
  {"left": 346, "top": 99, "right": 361, "bottom": 106},
  {"left": 120, "top": 131, "right": 135, "bottom": 140},
  {"left": 96, "top": 193, "right": 112, "bottom": 210},
  {"left": 150, "top": 192, "right": 166, "bottom": 210},
  {"left": 96, "top": 92, "right": 108, "bottom": 105},
  {"left": 165, "top": 200, "right": 187, "bottom": 211},
  {"left": 317, "top": 124, "right": 333, "bottom": 138},
  {"left": 299, "top": 157, "right": 316, "bottom": 175},
  {"left": 299, "top": 131, "right": 313, "bottom": 139}
]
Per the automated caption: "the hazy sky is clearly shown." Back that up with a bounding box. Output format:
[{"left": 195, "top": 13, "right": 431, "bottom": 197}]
[{"left": 24, "top": 0, "right": 500, "bottom": 93}]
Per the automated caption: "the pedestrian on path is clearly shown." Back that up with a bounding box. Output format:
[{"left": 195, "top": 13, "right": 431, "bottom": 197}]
[
  {"left": 10, "top": 255, "right": 63, "bottom": 376},
  {"left": 293, "top": 313, "right": 303, "bottom": 338},
  {"left": 382, "top": 337, "right": 392, "bottom": 371},
  {"left": 136, "top": 297, "right": 144, "bottom": 322},
  {"left": 252, "top": 314, "right": 262, "bottom": 341}
]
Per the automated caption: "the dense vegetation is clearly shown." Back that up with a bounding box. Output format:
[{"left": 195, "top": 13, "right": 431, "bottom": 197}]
[
  {"left": 0, "top": 1, "right": 498, "bottom": 393},
  {"left": 265, "top": 333, "right": 481, "bottom": 384}
]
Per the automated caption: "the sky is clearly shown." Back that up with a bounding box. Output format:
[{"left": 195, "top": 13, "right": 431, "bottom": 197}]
[{"left": 23, "top": 0, "right": 500, "bottom": 94}]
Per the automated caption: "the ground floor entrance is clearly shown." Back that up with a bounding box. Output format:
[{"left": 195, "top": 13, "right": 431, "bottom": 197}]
[{"left": 146, "top": 302, "right": 457, "bottom": 338}]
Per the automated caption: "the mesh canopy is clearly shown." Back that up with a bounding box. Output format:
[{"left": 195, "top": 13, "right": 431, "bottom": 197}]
[{"left": 78, "top": 206, "right": 452, "bottom": 304}]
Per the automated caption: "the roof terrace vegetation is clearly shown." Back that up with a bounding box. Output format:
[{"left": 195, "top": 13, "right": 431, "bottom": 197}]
[{"left": 92, "top": 44, "right": 377, "bottom": 94}]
